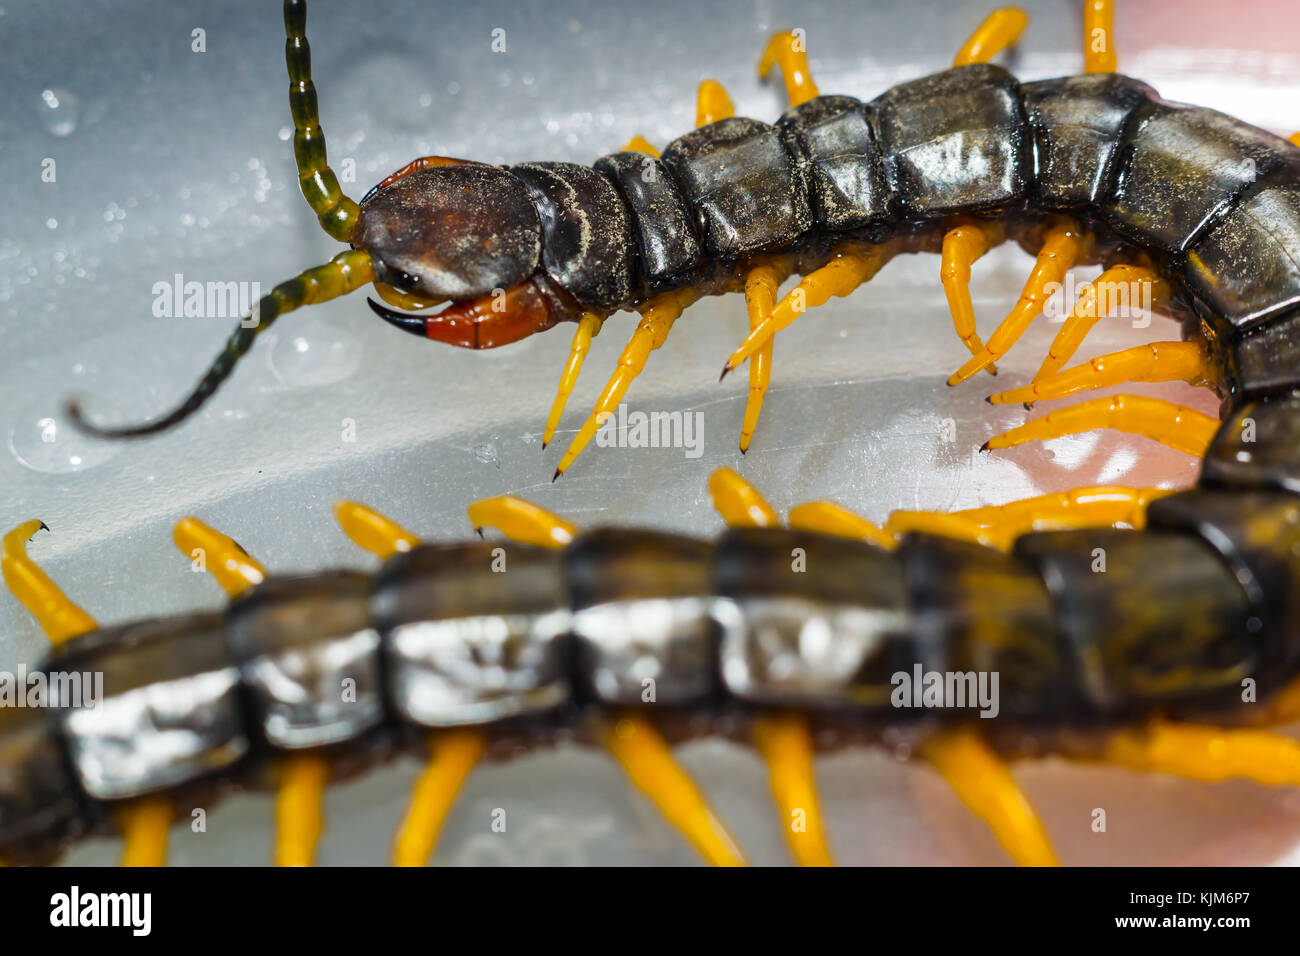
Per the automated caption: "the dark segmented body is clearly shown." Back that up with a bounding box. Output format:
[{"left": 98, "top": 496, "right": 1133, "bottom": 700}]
[
  {"left": 6, "top": 431, "right": 1300, "bottom": 861},
  {"left": 361, "top": 63, "right": 1300, "bottom": 413}
]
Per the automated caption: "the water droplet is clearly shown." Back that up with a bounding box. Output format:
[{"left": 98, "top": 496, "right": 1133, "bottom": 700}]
[
  {"left": 37, "top": 87, "right": 80, "bottom": 137},
  {"left": 267, "top": 325, "right": 362, "bottom": 387},
  {"left": 473, "top": 442, "right": 500, "bottom": 467},
  {"left": 10, "top": 400, "right": 121, "bottom": 474}
]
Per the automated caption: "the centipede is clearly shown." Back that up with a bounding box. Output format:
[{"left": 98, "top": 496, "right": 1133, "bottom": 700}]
[
  {"left": 3, "top": 463, "right": 1299, "bottom": 868},
  {"left": 5, "top": 0, "right": 1300, "bottom": 867}
]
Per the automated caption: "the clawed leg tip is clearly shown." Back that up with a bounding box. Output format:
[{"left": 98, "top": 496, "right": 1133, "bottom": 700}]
[
  {"left": 552, "top": 468, "right": 562, "bottom": 483},
  {"left": 541, "top": 441, "right": 549, "bottom": 450},
  {"left": 474, "top": 527, "right": 484, "bottom": 539},
  {"left": 978, "top": 440, "right": 992, "bottom": 453},
  {"left": 1023, "top": 402, "right": 1034, "bottom": 412},
  {"left": 719, "top": 364, "right": 733, "bottom": 382}
]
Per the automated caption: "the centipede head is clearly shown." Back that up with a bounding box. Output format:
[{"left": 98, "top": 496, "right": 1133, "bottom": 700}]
[{"left": 354, "top": 158, "right": 563, "bottom": 349}]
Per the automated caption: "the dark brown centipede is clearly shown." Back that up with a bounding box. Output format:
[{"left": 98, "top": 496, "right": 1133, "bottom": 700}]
[{"left": 4, "top": 0, "right": 1300, "bottom": 868}]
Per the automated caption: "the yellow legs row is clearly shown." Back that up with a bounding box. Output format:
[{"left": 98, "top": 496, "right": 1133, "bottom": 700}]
[
  {"left": 542, "top": 2, "right": 1215, "bottom": 473},
  {"left": 705, "top": 467, "right": 1300, "bottom": 866},
  {"left": 9, "top": 458, "right": 1300, "bottom": 867}
]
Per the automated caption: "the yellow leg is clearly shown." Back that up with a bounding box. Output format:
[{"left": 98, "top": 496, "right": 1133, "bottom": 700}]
[
  {"left": 1031, "top": 263, "right": 1170, "bottom": 381},
  {"left": 542, "top": 313, "right": 604, "bottom": 449},
  {"left": 1083, "top": 0, "right": 1117, "bottom": 74},
  {"left": 2, "top": 522, "right": 180, "bottom": 865},
  {"left": 922, "top": 728, "right": 1059, "bottom": 867},
  {"left": 333, "top": 500, "right": 420, "bottom": 559},
  {"left": 941, "top": 221, "right": 1005, "bottom": 372},
  {"left": 695, "top": 79, "right": 734, "bottom": 127},
  {"left": 952, "top": 7, "right": 1030, "bottom": 66},
  {"left": 991, "top": 341, "right": 1209, "bottom": 406},
  {"left": 708, "top": 467, "right": 780, "bottom": 528},
  {"left": 948, "top": 221, "right": 1083, "bottom": 385},
  {"left": 605, "top": 713, "right": 747, "bottom": 866},
  {"left": 886, "top": 511, "right": 1003, "bottom": 549},
  {"left": 740, "top": 261, "right": 782, "bottom": 452},
  {"left": 752, "top": 713, "right": 834, "bottom": 866},
  {"left": 787, "top": 501, "right": 897, "bottom": 549},
  {"left": 331, "top": 502, "right": 489, "bottom": 866},
  {"left": 466, "top": 495, "right": 578, "bottom": 549},
  {"left": 620, "top": 135, "right": 660, "bottom": 157},
  {"left": 889, "top": 485, "right": 1172, "bottom": 550},
  {"left": 1290, "top": 133, "right": 1300, "bottom": 148},
  {"left": 118, "top": 796, "right": 173, "bottom": 867},
  {"left": 1102, "top": 720, "right": 1300, "bottom": 786},
  {"left": 391, "top": 728, "right": 486, "bottom": 867},
  {"left": 983, "top": 394, "right": 1219, "bottom": 457},
  {"left": 758, "top": 30, "right": 820, "bottom": 106},
  {"left": 722, "top": 243, "right": 889, "bottom": 375},
  {"left": 274, "top": 752, "right": 330, "bottom": 867},
  {"left": 175, "top": 518, "right": 333, "bottom": 867},
  {"left": 554, "top": 287, "right": 700, "bottom": 478},
  {"left": 2, "top": 521, "right": 97, "bottom": 647},
  {"left": 172, "top": 517, "right": 266, "bottom": 596}
]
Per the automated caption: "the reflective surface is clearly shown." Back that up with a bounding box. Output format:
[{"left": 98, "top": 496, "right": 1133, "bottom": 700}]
[{"left": 3, "top": 0, "right": 1300, "bottom": 864}]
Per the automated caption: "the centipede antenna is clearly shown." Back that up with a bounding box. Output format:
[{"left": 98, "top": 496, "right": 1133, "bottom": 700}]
[
  {"left": 983, "top": 393, "right": 1220, "bottom": 457},
  {"left": 67, "top": 250, "right": 373, "bottom": 440},
  {"left": 283, "top": 0, "right": 361, "bottom": 242}
]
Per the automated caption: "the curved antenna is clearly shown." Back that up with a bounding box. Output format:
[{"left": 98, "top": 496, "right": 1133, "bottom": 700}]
[
  {"left": 284, "top": 0, "right": 361, "bottom": 241},
  {"left": 68, "top": 251, "right": 373, "bottom": 439}
]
